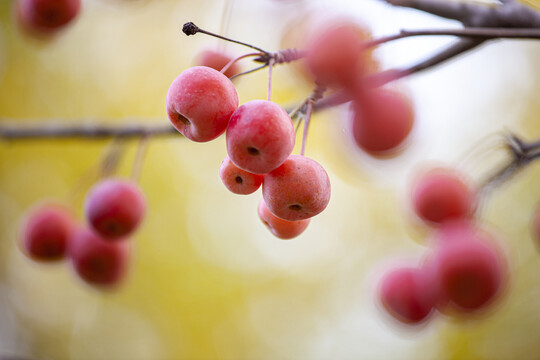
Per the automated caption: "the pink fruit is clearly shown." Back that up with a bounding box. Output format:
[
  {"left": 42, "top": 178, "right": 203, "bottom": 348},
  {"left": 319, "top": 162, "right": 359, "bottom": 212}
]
[
  {"left": 85, "top": 178, "right": 146, "bottom": 239},
  {"left": 19, "top": 202, "right": 75, "bottom": 261},
  {"left": 412, "top": 168, "right": 475, "bottom": 225},
  {"left": 351, "top": 87, "right": 414, "bottom": 156},
  {"left": 197, "top": 49, "right": 240, "bottom": 79},
  {"left": 258, "top": 199, "right": 310, "bottom": 239},
  {"left": 379, "top": 267, "right": 438, "bottom": 324},
  {"left": 306, "top": 20, "right": 372, "bottom": 87},
  {"left": 166, "top": 66, "right": 239, "bottom": 142},
  {"left": 16, "top": 0, "right": 81, "bottom": 34},
  {"left": 220, "top": 155, "right": 263, "bottom": 195},
  {"left": 262, "top": 155, "right": 331, "bottom": 221},
  {"left": 432, "top": 230, "right": 507, "bottom": 312},
  {"left": 69, "top": 227, "right": 130, "bottom": 287},
  {"left": 226, "top": 100, "right": 295, "bottom": 174}
]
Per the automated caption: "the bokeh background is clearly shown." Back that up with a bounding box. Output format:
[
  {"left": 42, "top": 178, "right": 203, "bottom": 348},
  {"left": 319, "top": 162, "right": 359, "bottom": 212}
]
[{"left": 1, "top": 0, "right": 540, "bottom": 359}]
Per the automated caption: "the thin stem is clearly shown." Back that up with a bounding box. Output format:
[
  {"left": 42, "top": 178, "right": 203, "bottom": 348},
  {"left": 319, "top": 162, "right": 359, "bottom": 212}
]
[
  {"left": 229, "top": 64, "right": 268, "bottom": 80},
  {"left": 267, "top": 58, "right": 274, "bottom": 102},
  {"left": 131, "top": 135, "right": 150, "bottom": 182},
  {"left": 182, "top": 22, "right": 269, "bottom": 54},
  {"left": 300, "top": 100, "right": 314, "bottom": 157},
  {"left": 220, "top": 52, "right": 264, "bottom": 76}
]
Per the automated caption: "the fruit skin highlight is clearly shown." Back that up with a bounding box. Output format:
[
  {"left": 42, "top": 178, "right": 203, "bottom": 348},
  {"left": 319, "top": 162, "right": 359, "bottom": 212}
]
[
  {"left": 258, "top": 199, "right": 310, "bottom": 239},
  {"left": 262, "top": 155, "right": 331, "bottom": 221},
  {"left": 20, "top": 202, "right": 75, "bottom": 261},
  {"left": 16, "top": 0, "right": 81, "bottom": 34},
  {"left": 226, "top": 100, "right": 295, "bottom": 175},
  {"left": 85, "top": 178, "right": 146, "bottom": 240},
  {"left": 69, "top": 227, "right": 130, "bottom": 287},
  {"left": 166, "top": 66, "right": 239, "bottom": 142}
]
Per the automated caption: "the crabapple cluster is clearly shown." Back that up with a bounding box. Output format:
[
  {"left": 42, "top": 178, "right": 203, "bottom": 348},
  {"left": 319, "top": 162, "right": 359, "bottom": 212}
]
[
  {"left": 166, "top": 65, "right": 331, "bottom": 239},
  {"left": 19, "top": 178, "right": 145, "bottom": 288},
  {"left": 378, "top": 167, "right": 508, "bottom": 325},
  {"left": 15, "top": 0, "right": 81, "bottom": 36}
]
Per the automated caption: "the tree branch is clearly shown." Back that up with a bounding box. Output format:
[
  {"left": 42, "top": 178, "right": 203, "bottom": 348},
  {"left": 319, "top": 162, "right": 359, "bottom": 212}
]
[{"left": 0, "top": 122, "right": 178, "bottom": 140}]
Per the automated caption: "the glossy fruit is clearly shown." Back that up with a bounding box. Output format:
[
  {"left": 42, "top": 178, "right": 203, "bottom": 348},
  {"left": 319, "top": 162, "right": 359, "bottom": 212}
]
[
  {"left": 351, "top": 87, "right": 414, "bottom": 156},
  {"left": 69, "top": 227, "right": 130, "bottom": 287},
  {"left": 306, "top": 20, "right": 372, "bottom": 87},
  {"left": 19, "top": 202, "right": 75, "bottom": 261},
  {"left": 432, "top": 232, "right": 506, "bottom": 311},
  {"left": 262, "top": 155, "right": 331, "bottom": 221},
  {"left": 85, "top": 178, "right": 146, "bottom": 239},
  {"left": 166, "top": 66, "right": 239, "bottom": 142},
  {"left": 16, "top": 0, "right": 81, "bottom": 34},
  {"left": 258, "top": 199, "right": 310, "bottom": 239},
  {"left": 379, "top": 267, "right": 438, "bottom": 324},
  {"left": 197, "top": 49, "right": 240, "bottom": 79},
  {"left": 220, "top": 155, "right": 263, "bottom": 195},
  {"left": 412, "top": 168, "right": 475, "bottom": 225},
  {"left": 226, "top": 100, "right": 295, "bottom": 174}
]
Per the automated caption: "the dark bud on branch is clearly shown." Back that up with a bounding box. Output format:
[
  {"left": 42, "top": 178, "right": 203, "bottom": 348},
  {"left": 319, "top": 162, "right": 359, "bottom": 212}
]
[{"left": 182, "top": 22, "right": 199, "bottom": 36}]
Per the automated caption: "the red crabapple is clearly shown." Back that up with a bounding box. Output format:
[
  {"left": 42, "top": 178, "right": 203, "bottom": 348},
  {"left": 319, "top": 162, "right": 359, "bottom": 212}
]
[
  {"left": 258, "top": 199, "right": 310, "bottom": 239},
  {"left": 16, "top": 0, "right": 81, "bottom": 34},
  {"left": 197, "top": 49, "right": 240, "bottom": 79},
  {"left": 262, "top": 155, "right": 331, "bottom": 221},
  {"left": 19, "top": 202, "right": 75, "bottom": 261},
  {"left": 220, "top": 155, "right": 263, "bottom": 195},
  {"left": 431, "top": 229, "right": 507, "bottom": 312},
  {"left": 379, "top": 267, "right": 438, "bottom": 324},
  {"left": 412, "top": 168, "right": 476, "bottom": 225},
  {"left": 166, "top": 66, "right": 239, "bottom": 142},
  {"left": 85, "top": 178, "right": 146, "bottom": 239},
  {"left": 351, "top": 87, "right": 414, "bottom": 156},
  {"left": 226, "top": 100, "right": 295, "bottom": 175},
  {"left": 306, "top": 20, "right": 372, "bottom": 88},
  {"left": 69, "top": 226, "right": 130, "bottom": 287}
]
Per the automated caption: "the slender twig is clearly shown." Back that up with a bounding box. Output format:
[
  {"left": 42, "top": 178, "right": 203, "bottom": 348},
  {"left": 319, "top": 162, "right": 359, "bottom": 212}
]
[
  {"left": 0, "top": 122, "right": 178, "bottom": 140},
  {"left": 267, "top": 58, "right": 275, "bottom": 102},
  {"left": 364, "top": 27, "right": 540, "bottom": 49}
]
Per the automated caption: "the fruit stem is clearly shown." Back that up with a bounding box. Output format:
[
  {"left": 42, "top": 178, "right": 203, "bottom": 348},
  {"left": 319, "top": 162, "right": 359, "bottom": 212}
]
[
  {"left": 182, "top": 22, "right": 269, "bottom": 54},
  {"left": 229, "top": 64, "right": 268, "bottom": 80},
  {"left": 131, "top": 135, "right": 150, "bottom": 182},
  {"left": 220, "top": 52, "right": 264, "bottom": 77},
  {"left": 268, "top": 58, "right": 274, "bottom": 102}
]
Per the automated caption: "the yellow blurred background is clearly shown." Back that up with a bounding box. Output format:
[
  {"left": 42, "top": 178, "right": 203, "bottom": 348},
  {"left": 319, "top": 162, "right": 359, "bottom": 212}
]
[{"left": 1, "top": 0, "right": 540, "bottom": 359}]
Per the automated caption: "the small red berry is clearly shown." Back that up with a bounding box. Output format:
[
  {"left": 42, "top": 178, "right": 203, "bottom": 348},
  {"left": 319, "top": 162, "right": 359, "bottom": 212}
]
[
  {"left": 85, "top": 178, "right": 146, "bottom": 239},
  {"left": 379, "top": 267, "right": 438, "bottom": 324},
  {"left": 432, "top": 230, "right": 507, "bottom": 312},
  {"left": 69, "top": 227, "right": 130, "bottom": 287},
  {"left": 20, "top": 202, "right": 75, "bottom": 261},
  {"left": 351, "top": 87, "right": 414, "bottom": 156},
  {"left": 258, "top": 199, "right": 310, "bottom": 239},
  {"left": 220, "top": 155, "right": 263, "bottom": 195},
  {"left": 262, "top": 155, "right": 331, "bottom": 221},
  {"left": 166, "top": 66, "right": 239, "bottom": 142},
  {"left": 16, "top": 0, "right": 81, "bottom": 34},
  {"left": 226, "top": 100, "right": 295, "bottom": 175},
  {"left": 412, "top": 168, "right": 475, "bottom": 225}
]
